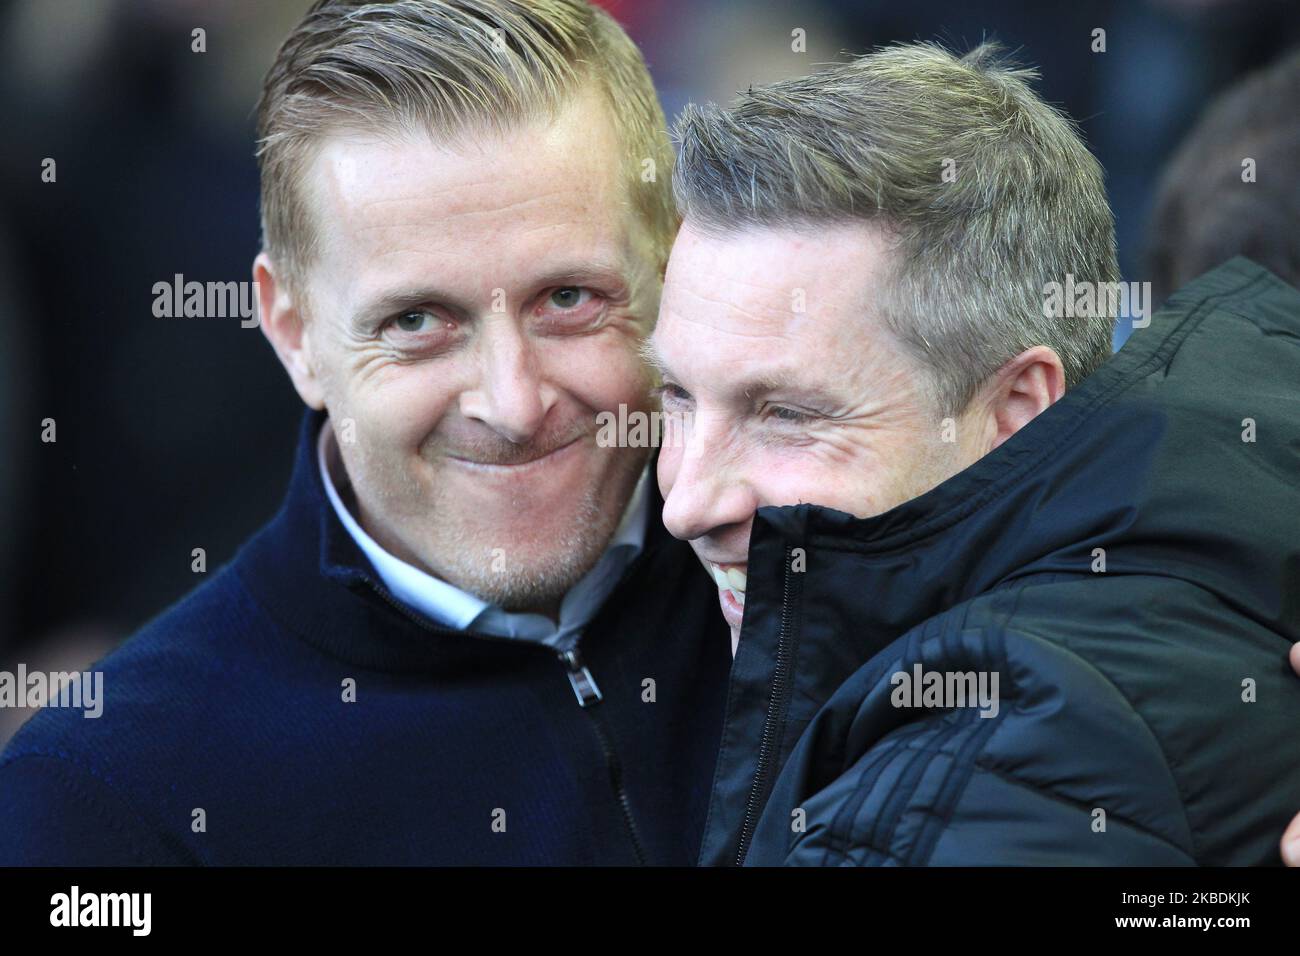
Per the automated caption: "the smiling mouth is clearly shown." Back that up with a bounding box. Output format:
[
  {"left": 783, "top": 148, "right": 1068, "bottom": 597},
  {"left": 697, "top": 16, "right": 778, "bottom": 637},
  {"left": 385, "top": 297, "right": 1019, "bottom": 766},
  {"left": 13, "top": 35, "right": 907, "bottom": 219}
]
[
  {"left": 447, "top": 435, "right": 584, "bottom": 473},
  {"left": 707, "top": 561, "right": 747, "bottom": 607}
]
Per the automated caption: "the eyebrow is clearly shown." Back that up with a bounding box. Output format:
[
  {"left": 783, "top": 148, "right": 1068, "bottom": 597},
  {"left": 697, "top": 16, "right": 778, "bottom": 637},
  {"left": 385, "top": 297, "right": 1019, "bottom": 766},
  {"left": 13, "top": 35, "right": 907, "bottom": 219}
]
[
  {"left": 640, "top": 338, "right": 837, "bottom": 407},
  {"left": 350, "top": 287, "right": 454, "bottom": 332},
  {"left": 637, "top": 337, "right": 674, "bottom": 380},
  {"left": 349, "top": 262, "right": 633, "bottom": 332}
]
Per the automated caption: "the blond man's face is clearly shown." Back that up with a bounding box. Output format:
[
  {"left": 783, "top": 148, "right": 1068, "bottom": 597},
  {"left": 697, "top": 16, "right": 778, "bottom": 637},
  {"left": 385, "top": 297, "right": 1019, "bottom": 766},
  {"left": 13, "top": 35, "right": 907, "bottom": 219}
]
[{"left": 287, "top": 86, "right": 661, "bottom": 611}]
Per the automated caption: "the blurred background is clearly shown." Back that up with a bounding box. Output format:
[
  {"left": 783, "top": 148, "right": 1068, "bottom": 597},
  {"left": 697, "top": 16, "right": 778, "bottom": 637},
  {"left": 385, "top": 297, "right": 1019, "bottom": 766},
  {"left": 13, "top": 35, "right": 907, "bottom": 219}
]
[{"left": 1, "top": 0, "right": 1298, "bottom": 744}]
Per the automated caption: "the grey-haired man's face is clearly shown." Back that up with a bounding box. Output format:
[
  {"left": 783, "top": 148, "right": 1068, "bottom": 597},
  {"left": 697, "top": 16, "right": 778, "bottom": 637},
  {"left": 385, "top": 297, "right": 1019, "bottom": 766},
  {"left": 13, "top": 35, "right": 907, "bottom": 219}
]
[
  {"left": 650, "top": 220, "right": 985, "bottom": 650},
  {"left": 261, "top": 85, "right": 660, "bottom": 612}
]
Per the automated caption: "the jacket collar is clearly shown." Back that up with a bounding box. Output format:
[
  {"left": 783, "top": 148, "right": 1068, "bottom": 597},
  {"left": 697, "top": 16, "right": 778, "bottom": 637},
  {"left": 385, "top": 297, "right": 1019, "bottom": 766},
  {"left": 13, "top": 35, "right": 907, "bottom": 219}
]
[{"left": 701, "top": 256, "right": 1290, "bottom": 864}]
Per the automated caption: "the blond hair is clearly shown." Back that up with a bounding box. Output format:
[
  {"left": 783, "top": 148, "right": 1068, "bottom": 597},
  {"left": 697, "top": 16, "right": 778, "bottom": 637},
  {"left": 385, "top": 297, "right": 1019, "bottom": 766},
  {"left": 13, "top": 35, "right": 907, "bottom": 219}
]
[{"left": 256, "top": 0, "right": 675, "bottom": 292}]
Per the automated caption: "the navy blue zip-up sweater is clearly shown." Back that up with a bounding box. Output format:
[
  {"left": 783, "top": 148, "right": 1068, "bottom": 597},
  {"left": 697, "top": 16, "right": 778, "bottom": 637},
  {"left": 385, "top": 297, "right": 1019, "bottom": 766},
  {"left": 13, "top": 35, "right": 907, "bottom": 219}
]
[{"left": 0, "top": 409, "right": 731, "bottom": 865}]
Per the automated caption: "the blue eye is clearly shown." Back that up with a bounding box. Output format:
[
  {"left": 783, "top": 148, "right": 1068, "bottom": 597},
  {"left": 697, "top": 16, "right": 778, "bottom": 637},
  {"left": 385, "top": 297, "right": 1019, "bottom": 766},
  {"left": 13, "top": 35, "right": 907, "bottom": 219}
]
[
  {"left": 767, "top": 405, "right": 811, "bottom": 424},
  {"left": 549, "top": 287, "right": 588, "bottom": 309},
  {"left": 394, "top": 310, "right": 433, "bottom": 332}
]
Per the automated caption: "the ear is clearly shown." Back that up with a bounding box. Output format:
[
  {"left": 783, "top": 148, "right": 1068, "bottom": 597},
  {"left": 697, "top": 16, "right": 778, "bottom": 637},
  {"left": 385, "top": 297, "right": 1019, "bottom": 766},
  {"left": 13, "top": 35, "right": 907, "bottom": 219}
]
[
  {"left": 985, "top": 345, "right": 1065, "bottom": 452},
  {"left": 254, "top": 252, "right": 325, "bottom": 410}
]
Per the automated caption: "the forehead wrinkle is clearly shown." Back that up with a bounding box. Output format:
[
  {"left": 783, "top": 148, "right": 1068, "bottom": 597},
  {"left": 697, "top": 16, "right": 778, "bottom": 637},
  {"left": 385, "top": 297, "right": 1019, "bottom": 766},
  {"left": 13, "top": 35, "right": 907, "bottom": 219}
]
[
  {"left": 676, "top": 269, "right": 795, "bottom": 310},
  {"left": 347, "top": 191, "right": 598, "bottom": 240},
  {"left": 661, "top": 290, "right": 794, "bottom": 341}
]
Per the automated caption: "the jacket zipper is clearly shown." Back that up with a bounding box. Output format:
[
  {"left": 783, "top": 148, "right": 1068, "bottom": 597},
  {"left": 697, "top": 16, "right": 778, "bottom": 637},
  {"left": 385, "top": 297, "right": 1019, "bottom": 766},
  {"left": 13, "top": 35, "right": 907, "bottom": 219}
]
[
  {"left": 733, "top": 546, "right": 796, "bottom": 865},
  {"left": 561, "top": 648, "right": 648, "bottom": 866},
  {"left": 360, "top": 577, "right": 649, "bottom": 865}
]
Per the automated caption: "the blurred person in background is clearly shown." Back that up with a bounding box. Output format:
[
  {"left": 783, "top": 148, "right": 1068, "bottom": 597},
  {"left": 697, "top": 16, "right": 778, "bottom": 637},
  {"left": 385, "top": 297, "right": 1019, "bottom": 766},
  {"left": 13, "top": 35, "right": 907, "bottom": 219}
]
[
  {"left": 0, "top": 0, "right": 309, "bottom": 737},
  {"left": 1147, "top": 46, "right": 1300, "bottom": 305},
  {"left": 1142, "top": 45, "right": 1300, "bottom": 865}
]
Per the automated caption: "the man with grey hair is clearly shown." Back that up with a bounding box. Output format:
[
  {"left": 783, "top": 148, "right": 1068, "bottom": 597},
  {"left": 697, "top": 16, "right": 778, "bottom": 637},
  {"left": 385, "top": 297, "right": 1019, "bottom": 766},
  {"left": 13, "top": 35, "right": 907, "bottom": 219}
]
[{"left": 647, "top": 43, "right": 1300, "bottom": 864}]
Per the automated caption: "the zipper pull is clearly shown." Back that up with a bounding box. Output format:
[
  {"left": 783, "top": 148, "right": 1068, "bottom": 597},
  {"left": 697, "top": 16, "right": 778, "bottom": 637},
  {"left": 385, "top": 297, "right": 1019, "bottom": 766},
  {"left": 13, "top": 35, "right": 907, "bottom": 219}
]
[{"left": 559, "top": 648, "right": 603, "bottom": 707}]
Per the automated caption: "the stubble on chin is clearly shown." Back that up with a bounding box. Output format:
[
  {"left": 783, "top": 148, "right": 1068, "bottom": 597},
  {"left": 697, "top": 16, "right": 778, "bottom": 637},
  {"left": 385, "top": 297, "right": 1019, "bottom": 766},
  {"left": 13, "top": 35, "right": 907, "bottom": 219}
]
[
  {"left": 434, "top": 444, "right": 649, "bottom": 611},
  {"left": 347, "top": 432, "right": 650, "bottom": 612}
]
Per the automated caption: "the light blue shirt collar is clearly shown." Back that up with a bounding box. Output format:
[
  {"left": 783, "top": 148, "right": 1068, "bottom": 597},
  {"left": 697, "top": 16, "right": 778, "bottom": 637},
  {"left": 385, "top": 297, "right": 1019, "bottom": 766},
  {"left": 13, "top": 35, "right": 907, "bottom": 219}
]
[{"left": 318, "top": 421, "right": 648, "bottom": 650}]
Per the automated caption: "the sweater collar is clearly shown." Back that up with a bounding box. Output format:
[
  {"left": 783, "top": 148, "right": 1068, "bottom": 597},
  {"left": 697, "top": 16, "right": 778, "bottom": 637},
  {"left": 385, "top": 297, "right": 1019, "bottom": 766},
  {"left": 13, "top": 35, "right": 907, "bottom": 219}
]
[
  {"left": 314, "top": 419, "right": 649, "bottom": 649},
  {"left": 236, "top": 407, "right": 666, "bottom": 673}
]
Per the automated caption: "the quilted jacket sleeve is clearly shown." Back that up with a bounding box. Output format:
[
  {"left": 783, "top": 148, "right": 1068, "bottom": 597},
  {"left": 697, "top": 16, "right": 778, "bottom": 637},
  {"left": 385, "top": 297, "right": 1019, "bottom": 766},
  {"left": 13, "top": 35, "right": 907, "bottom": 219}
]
[{"left": 751, "top": 625, "right": 1199, "bottom": 866}]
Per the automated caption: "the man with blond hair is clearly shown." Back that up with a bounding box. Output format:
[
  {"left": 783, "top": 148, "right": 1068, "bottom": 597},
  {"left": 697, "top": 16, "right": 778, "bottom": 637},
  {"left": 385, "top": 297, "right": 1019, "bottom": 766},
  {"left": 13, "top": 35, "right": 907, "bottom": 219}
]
[{"left": 0, "top": 0, "right": 729, "bottom": 865}]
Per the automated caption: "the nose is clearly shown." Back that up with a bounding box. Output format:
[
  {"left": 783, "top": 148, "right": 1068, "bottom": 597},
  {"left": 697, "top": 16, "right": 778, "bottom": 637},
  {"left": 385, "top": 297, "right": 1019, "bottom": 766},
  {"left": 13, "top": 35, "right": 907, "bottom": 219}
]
[
  {"left": 659, "top": 413, "right": 757, "bottom": 544},
  {"left": 458, "top": 318, "right": 558, "bottom": 444}
]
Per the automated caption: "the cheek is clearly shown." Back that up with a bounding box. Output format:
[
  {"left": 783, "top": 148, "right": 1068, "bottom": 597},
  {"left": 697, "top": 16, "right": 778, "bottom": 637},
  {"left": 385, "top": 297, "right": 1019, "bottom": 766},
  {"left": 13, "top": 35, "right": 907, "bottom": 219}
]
[
  {"left": 688, "top": 540, "right": 711, "bottom": 577},
  {"left": 337, "top": 362, "right": 459, "bottom": 450},
  {"left": 540, "top": 334, "right": 653, "bottom": 412},
  {"left": 765, "top": 459, "right": 845, "bottom": 509},
  {"left": 818, "top": 429, "right": 944, "bottom": 517},
  {"left": 745, "top": 446, "right": 867, "bottom": 514}
]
